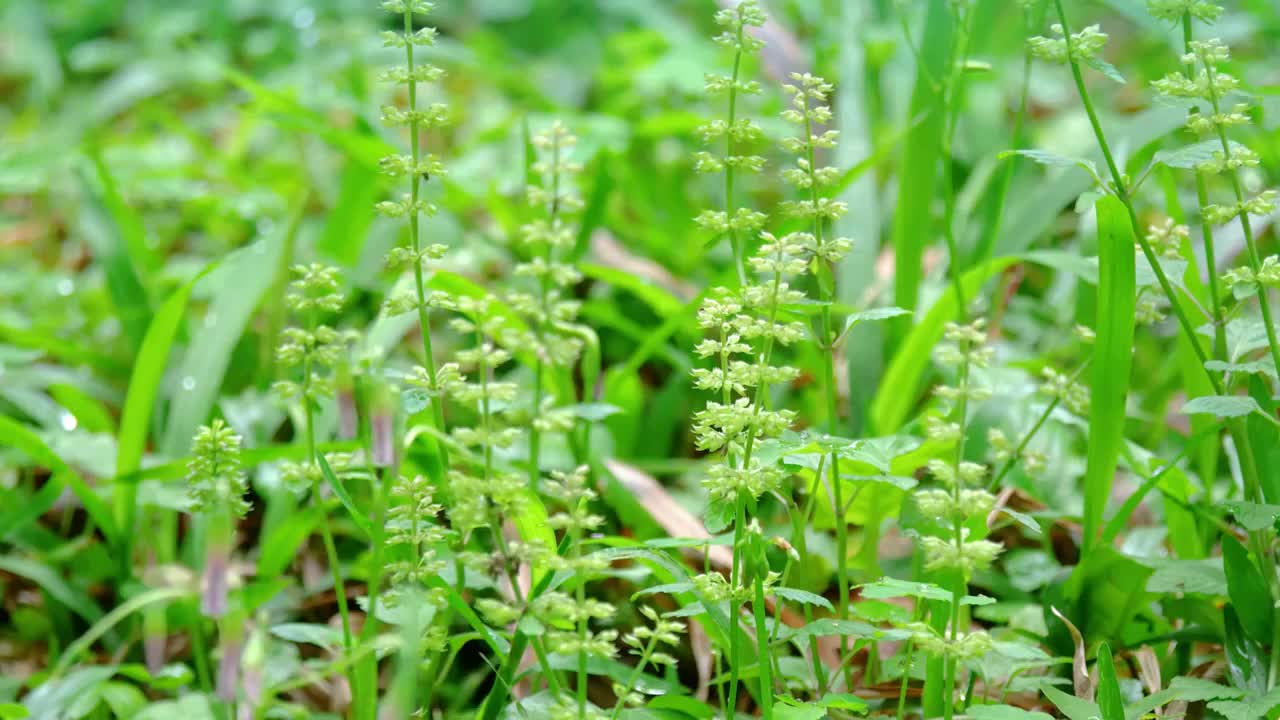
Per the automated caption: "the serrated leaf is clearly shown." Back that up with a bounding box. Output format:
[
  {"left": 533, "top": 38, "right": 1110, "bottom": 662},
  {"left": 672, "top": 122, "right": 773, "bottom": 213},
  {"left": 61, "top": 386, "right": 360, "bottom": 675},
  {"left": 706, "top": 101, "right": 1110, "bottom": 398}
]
[
  {"left": 1086, "top": 57, "right": 1126, "bottom": 83},
  {"left": 840, "top": 306, "right": 912, "bottom": 336},
  {"left": 1154, "top": 139, "right": 1252, "bottom": 170},
  {"left": 1166, "top": 676, "right": 1245, "bottom": 702},
  {"left": 1223, "top": 501, "right": 1280, "bottom": 531},
  {"left": 1145, "top": 558, "right": 1227, "bottom": 595},
  {"left": 788, "top": 618, "right": 911, "bottom": 641},
  {"left": 773, "top": 587, "right": 834, "bottom": 611},
  {"left": 1000, "top": 149, "right": 1099, "bottom": 179},
  {"left": 1180, "top": 395, "right": 1262, "bottom": 419},
  {"left": 1209, "top": 687, "right": 1280, "bottom": 720},
  {"left": 1206, "top": 359, "right": 1278, "bottom": 380}
]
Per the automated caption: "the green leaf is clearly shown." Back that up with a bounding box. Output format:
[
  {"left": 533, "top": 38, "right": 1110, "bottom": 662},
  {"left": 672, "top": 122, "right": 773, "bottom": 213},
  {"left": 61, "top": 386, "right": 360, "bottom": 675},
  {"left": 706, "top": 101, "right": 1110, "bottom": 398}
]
[
  {"left": 1043, "top": 686, "right": 1103, "bottom": 720},
  {"left": 890, "top": 0, "right": 952, "bottom": 320},
  {"left": 773, "top": 587, "right": 833, "bottom": 611},
  {"left": 78, "top": 156, "right": 153, "bottom": 355},
  {"left": 1223, "top": 501, "right": 1280, "bottom": 531},
  {"left": 51, "top": 587, "right": 190, "bottom": 677},
  {"left": 317, "top": 454, "right": 373, "bottom": 538},
  {"left": 318, "top": 160, "right": 381, "bottom": 266},
  {"left": 1085, "top": 57, "right": 1126, "bottom": 84},
  {"left": 161, "top": 228, "right": 287, "bottom": 457},
  {"left": 1145, "top": 558, "right": 1227, "bottom": 595},
  {"left": 1155, "top": 139, "right": 1252, "bottom": 170},
  {"left": 22, "top": 667, "right": 116, "bottom": 720},
  {"left": 0, "top": 555, "right": 103, "bottom": 623},
  {"left": 0, "top": 703, "right": 30, "bottom": 719},
  {"left": 1095, "top": 643, "right": 1125, "bottom": 720},
  {"left": 774, "top": 703, "right": 826, "bottom": 720},
  {"left": 1083, "top": 196, "right": 1136, "bottom": 552},
  {"left": 837, "top": 307, "right": 912, "bottom": 344},
  {"left": 1209, "top": 687, "right": 1280, "bottom": 720},
  {"left": 1224, "top": 605, "right": 1266, "bottom": 693},
  {"left": 999, "top": 148, "right": 1099, "bottom": 179},
  {"left": 115, "top": 266, "right": 212, "bottom": 559},
  {"left": 271, "top": 622, "right": 345, "bottom": 648},
  {"left": 1222, "top": 535, "right": 1274, "bottom": 646},
  {"left": 1180, "top": 395, "right": 1264, "bottom": 419},
  {"left": 967, "top": 706, "right": 1054, "bottom": 720},
  {"left": 817, "top": 692, "right": 868, "bottom": 713},
  {"left": 257, "top": 504, "right": 319, "bottom": 579},
  {"left": 788, "top": 618, "right": 910, "bottom": 642}
]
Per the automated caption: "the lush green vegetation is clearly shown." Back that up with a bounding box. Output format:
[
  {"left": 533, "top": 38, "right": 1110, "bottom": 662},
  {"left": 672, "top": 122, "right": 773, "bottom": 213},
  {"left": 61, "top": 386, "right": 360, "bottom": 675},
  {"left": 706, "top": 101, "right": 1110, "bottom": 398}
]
[{"left": 3, "top": 0, "right": 1280, "bottom": 718}]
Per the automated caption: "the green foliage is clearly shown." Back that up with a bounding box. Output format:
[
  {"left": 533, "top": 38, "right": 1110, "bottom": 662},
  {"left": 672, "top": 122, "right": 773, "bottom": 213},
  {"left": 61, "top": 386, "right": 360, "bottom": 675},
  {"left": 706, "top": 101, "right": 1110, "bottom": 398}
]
[{"left": 3, "top": 0, "right": 1280, "bottom": 718}]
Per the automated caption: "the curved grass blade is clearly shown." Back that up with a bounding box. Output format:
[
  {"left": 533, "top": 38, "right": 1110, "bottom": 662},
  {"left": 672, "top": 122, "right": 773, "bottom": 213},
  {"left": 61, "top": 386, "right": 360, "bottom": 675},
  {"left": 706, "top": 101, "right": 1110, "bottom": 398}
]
[
  {"left": 115, "top": 265, "right": 214, "bottom": 574},
  {"left": 1082, "top": 196, "right": 1136, "bottom": 552}
]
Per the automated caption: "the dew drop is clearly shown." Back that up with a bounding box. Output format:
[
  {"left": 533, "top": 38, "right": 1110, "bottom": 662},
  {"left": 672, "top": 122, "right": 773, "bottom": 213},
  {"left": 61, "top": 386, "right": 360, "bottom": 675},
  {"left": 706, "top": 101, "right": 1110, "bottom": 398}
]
[
  {"left": 56, "top": 279, "right": 74, "bottom": 296},
  {"left": 60, "top": 413, "right": 78, "bottom": 431},
  {"left": 182, "top": 376, "right": 197, "bottom": 391}
]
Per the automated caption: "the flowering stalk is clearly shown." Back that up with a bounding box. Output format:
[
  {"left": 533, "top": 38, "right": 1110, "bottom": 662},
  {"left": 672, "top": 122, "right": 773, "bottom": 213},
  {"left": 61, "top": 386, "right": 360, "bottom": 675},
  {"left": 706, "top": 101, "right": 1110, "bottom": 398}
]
[
  {"left": 1032, "top": 1, "right": 1218, "bottom": 390},
  {"left": 1149, "top": 0, "right": 1280, "bottom": 682},
  {"left": 1149, "top": 10, "right": 1280, "bottom": 378},
  {"left": 378, "top": 0, "right": 452, "bottom": 476},
  {"left": 515, "top": 122, "right": 585, "bottom": 492},
  {"left": 543, "top": 466, "right": 613, "bottom": 718},
  {"left": 187, "top": 420, "right": 251, "bottom": 713},
  {"left": 922, "top": 320, "right": 1000, "bottom": 719},
  {"left": 695, "top": 1, "right": 767, "bottom": 286},
  {"left": 609, "top": 606, "right": 684, "bottom": 719},
  {"left": 273, "top": 264, "right": 358, "bottom": 667},
  {"left": 779, "top": 71, "right": 855, "bottom": 678}
]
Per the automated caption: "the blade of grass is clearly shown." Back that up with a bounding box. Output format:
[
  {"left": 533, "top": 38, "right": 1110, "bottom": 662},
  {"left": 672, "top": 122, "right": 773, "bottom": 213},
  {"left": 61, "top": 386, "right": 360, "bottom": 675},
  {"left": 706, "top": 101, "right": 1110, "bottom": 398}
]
[
  {"left": 1081, "top": 196, "right": 1136, "bottom": 553},
  {"left": 114, "top": 265, "right": 214, "bottom": 578},
  {"left": 159, "top": 218, "right": 291, "bottom": 457},
  {"left": 889, "top": 0, "right": 951, "bottom": 343}
]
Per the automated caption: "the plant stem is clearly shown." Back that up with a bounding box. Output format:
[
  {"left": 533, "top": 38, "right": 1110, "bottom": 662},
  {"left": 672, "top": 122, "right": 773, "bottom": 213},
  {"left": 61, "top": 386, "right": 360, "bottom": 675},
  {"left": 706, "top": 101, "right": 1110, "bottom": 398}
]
[
  {"left": 752, "top": 542, "right": 774, "bottom": 720},
  {"left": 802, "top": 89, "right": 850, "bottom": 670},
  {"left": 726, "top": 495, "right": 746, "bottom": 718},
  {"left": 725, "top": 20, "right": 747, "bottom": 286},
  {"left": 1052, "top": 0, "right": 1220, "bottom": 393},
  {"left": 302, "top": 321, "right": 353, "bottom": 657},
  {"left": 401, "top": 5, "right": 451, "bottom": 480}
]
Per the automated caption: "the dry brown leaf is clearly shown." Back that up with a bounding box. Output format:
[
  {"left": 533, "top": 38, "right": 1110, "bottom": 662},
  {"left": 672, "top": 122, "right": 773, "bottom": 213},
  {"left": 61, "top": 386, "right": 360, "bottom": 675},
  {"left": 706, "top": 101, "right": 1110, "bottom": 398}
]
[{"left": 1052, "top": 605, "right": 1096, "bottom": 702}]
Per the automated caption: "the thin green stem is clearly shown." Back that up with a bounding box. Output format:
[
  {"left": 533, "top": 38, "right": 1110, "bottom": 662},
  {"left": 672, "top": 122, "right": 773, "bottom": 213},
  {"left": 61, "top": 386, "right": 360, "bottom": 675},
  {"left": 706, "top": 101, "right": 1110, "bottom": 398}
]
[
  {"left": 1198, "top": 57, "right": 1280, "bottom": 384},
  {"left": 402, "top": 6, "right": 452, "bottom": 480},
  {"left": 1052, "top": 0, "right": 1220, "bottom": 394},
  {"left": 801, "top": 93, "right": 850, "bottom": 679},
  {"left": 752, "top": 543, "right": 774, "bottom": 720},
  {"left": 726, "top": 495, "right": 746, "bottom": 718},
  {"left": 301, "top": 320, "right": 353, "bottom": 657},
  {"left": 725, "top": 22, "right": 747, "bottom": 286}
]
